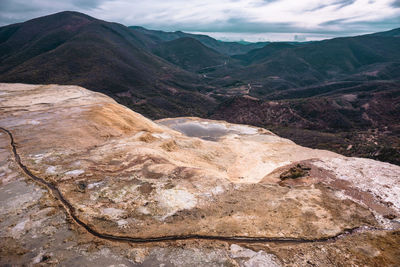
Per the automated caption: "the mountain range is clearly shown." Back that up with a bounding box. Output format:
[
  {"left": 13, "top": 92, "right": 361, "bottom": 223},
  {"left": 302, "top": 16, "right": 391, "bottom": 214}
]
[
  {"left": 0, "top": 11, "right": 214, "bottom": 118},
  {"left": 0, "top": 11, "right": 399, "bottom": 164}
]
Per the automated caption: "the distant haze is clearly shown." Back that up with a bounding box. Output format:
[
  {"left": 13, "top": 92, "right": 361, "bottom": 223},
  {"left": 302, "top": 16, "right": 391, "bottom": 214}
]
[
  {"left": 188, "top": 32, "right": 348, "bottom": 42},
  {"left": 1, "top": 0, "right": 399, "bottom": 42}
]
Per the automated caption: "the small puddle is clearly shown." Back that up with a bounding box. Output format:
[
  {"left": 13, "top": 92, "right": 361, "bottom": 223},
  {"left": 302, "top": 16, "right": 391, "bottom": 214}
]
[{"left": 159, "top": 118, "right": 257, "bottom": 141}]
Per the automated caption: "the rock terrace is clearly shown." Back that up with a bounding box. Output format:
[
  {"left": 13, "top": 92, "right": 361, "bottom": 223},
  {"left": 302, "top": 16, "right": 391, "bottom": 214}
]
[{"left": 0, "top": 83, "right": 399, "bottom": 266}]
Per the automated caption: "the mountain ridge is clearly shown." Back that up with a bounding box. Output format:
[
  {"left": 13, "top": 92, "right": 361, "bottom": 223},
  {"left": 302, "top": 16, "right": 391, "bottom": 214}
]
[
  {"left": 129, "top": 25, "right": 270, "bottom": 55},
  {"left": 1, "top": 11, "right": 399, "bottom": 165},
  {"left": 0, "top": 11, "right": 216, "bottom": 118},
  {"left": 152, "top": 37, "right": 232, "bottom": 72}
]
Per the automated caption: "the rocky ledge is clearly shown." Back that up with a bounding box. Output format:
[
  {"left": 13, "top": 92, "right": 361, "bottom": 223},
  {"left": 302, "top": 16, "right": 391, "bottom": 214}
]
[{"left": 0, "top": 83, "right": 399, "bottom": 266}]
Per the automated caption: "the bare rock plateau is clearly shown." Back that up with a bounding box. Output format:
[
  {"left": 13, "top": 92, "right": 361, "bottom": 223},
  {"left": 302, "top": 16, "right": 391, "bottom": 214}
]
[{"left": 0, "top": 83, "right": 399, "bottom": 266}]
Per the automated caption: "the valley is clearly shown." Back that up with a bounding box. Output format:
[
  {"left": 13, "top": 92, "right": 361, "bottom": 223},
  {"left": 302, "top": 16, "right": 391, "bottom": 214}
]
[
  {"left": 1, "top": 11, "right": 399, "bottom": 165},
  {"left": 1, "top": 2, "right": 400, "bottom": 265}
]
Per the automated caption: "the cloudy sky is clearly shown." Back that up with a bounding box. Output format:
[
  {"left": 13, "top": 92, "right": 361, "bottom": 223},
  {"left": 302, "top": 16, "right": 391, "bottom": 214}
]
[{"left": 1, "top": 0, "right": 399, "bottom": 41}]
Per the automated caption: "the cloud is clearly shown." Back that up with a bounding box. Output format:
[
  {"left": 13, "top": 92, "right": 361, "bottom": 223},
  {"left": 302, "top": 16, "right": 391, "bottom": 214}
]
[
  {"left": 0, "top": 0, "right": 104, "bottom": 25},
  {"left": 392, "top": 0, "right": 400, "bottom": 7},
  {"left": 0, "top": 0, "right": 399, "bottom": 40}
]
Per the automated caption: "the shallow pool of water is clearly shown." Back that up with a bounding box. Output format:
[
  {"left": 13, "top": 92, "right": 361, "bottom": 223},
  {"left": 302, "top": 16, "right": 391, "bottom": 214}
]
[{"left": 159, "top": 119, "right": 258, "bottom": 141}]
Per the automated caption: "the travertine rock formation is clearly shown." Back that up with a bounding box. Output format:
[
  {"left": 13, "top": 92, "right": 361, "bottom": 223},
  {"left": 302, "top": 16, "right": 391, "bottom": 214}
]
[{"left": 0, "top": 83, "right": 399, "bottom": 266}]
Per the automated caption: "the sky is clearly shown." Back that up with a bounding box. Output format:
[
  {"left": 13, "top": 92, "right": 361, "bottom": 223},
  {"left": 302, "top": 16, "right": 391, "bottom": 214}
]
[{"left": 0, "top": 0, "right": 399, "bottom": 41}]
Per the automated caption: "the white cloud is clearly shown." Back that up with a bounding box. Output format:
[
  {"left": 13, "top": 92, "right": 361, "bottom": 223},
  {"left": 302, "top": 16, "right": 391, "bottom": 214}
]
[
  {"left": 90, "top": 0, "right": 399, "bottom": 30},
  {"left": 1, "top": 0, "right": 399, "bottom": 40}
]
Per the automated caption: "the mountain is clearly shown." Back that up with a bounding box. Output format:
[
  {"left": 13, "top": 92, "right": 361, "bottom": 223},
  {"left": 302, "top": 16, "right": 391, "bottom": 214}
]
[
  {"left": 1, "top": 11, "right": 399, "bottom": 165},
  {"left": 1, "top": 83, "right": 399, "bottom": 266},
  {"left": 0, "top": 11, "right": 215, "bottom": 118},
  {"left": 214, "top": 32, "right": 400, "bottom": 95},
  {"left": 232, "top": 42, "right": 296, "bottom": 65},
  {"left": 207, "top": 29, "right": 400, "bottom": 165},
  {"left": 369, "top": 27, "right": 400, "bottom": 37},
  {"left": 130, "top": 26, "right": 269, "bottom": 55},
  {"left": 152, "top": 37, "right": 232, "bottom": 72}
]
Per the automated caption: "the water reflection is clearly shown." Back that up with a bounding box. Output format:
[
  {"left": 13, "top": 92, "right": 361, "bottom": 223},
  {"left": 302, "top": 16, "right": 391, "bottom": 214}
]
[{"left": 159, "top": 118, "right": 257, "bottom": 141}]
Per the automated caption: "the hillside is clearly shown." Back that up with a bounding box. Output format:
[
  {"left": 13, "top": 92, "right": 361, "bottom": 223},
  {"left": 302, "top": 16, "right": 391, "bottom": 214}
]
[
  {"left": 232, "top": 42, "right": 296, "bottom": 65},
  {"left": 130, "top": 26, "right": 269, "bottom": 55},
  {"left": 152, "top": 37, "right": 231, "bottom": 72},
  {"left": 1, "top": 11, "right": 400, "bottom": 165},
  {"left": 211, "top": 88, "right": 400, "bottom": 165},
  {"left": 216, "top": 32, "right": 400, "bottom": 94},
  {"left": 0, "top": 11, "right": 215, "bottom": 118},
  {"left": 1, "top": 83, "right": 399, "bottom": 265},
  {"left": 205, "top": 29, "right": 400, "bottom": 165}
]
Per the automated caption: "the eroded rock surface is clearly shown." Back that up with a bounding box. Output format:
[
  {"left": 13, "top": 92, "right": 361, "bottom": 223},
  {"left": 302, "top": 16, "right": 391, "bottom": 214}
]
[{"left": 0, "top": 83, "right": 399, "bottom": 266}]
